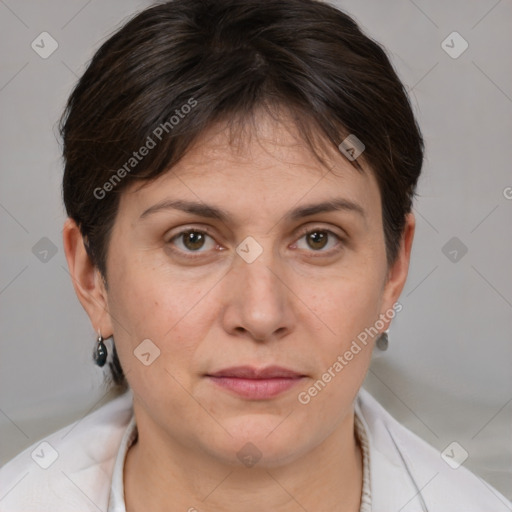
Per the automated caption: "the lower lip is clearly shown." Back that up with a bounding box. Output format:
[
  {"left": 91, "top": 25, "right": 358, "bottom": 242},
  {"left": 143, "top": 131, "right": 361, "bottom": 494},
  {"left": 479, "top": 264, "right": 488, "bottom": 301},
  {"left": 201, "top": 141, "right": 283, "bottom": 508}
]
[{"left": 207, "top": 376, "right": 304, "bottom": 399}]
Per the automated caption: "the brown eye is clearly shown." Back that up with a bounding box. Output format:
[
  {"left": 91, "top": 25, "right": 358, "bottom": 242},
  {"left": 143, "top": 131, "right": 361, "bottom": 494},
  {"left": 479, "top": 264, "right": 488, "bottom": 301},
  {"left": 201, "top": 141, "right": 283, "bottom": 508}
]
[
  {"left": 182, "top": 231, "right": 206, "bottom": 251},
  {"left": 306, "top": 231, "right": 328, "bottom": 250},
  {"left": 295, "top": 229, "right": 342, "bottom": 253},
  {"left": 169, "top": 230, "right": 216, "bottom": 254}
]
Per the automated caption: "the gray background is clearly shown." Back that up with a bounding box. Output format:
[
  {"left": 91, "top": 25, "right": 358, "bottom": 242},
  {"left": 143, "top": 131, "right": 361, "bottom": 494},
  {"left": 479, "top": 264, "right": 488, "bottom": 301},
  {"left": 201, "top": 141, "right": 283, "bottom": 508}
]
[{"left": 1, "top": 0, "right": 511, "bottom": 501}]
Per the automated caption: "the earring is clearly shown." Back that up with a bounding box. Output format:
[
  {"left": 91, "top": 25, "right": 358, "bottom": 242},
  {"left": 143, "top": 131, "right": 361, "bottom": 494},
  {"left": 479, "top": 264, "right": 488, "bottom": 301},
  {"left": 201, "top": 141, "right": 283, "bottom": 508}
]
[
  {"left": 376, "top": 331, "right": 388, "bottom": 351},
  {"left": 94, "top": 331, "right": 108, "bottom": 367}
]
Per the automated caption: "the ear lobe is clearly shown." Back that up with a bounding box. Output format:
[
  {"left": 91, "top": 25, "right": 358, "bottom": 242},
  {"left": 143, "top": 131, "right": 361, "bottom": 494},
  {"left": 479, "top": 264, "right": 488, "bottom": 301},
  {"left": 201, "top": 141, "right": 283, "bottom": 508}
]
[
  {"left": 380, "top": 212, "right": 416, "bottom": 319},
  {"left": 62, "top": 218, "right": 113, "bottom": 336}
]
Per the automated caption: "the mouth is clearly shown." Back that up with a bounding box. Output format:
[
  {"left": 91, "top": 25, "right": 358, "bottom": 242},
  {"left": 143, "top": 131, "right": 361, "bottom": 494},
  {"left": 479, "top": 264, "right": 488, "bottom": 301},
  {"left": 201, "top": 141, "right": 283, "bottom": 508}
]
[{"left": 205, "top": 366, "right": 306, "bottom": 400}]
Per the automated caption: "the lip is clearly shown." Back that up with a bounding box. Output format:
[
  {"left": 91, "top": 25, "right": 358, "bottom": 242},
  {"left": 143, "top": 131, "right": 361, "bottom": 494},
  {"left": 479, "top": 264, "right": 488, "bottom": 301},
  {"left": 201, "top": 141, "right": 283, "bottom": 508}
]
[{"left": 206, "top": 366, "right": 306, "bottom": 400}]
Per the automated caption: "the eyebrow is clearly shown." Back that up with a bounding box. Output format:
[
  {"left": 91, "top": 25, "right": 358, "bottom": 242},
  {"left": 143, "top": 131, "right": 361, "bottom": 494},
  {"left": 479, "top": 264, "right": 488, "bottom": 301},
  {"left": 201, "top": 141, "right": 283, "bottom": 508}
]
[{"left": 139, "top": 197, "right": 366, "bottom": 222}]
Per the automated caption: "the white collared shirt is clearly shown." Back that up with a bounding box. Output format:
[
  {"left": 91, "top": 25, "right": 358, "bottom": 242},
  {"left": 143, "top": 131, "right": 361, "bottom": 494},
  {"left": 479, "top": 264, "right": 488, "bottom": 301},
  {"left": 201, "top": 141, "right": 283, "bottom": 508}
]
[{"left": 1, "top": 388, "right": 510, "bottom": 511}]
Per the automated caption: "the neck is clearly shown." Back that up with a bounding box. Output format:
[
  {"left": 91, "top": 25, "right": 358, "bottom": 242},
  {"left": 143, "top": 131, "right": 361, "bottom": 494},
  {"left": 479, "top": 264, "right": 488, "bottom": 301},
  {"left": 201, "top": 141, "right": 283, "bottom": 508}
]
[{"left": 124, "top": 408, "right": 363, "bottom": 512}]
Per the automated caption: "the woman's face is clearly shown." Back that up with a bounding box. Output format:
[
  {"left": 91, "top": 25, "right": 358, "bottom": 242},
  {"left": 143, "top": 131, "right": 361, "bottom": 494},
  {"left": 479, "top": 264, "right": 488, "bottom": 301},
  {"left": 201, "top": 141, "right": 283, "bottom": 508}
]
[{"left": 77, "top": 113, "right": 413, "bottom": 467}]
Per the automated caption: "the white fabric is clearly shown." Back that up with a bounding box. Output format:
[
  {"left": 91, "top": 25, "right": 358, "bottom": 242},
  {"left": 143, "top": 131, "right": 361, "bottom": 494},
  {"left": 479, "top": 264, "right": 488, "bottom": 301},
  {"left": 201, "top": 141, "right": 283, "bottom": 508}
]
[
  {"left": 354, "top": 412, "right": 372, "bottom": 512},
  {"left": 107, "top": 413, "right": 136, "bottom": 512},
  {"left": 1, "top": 387, "right": 510, "bottom": 511}
]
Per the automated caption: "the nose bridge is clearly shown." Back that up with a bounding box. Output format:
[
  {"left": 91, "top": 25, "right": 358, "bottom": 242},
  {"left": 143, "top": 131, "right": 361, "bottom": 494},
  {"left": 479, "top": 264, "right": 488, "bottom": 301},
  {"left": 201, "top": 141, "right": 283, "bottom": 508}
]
[
  {"left": 235, "top": 234, "right": 283, "bottom": 300},
  {"left": 222, "top": 234, "right": 293, "bottom": 340}
]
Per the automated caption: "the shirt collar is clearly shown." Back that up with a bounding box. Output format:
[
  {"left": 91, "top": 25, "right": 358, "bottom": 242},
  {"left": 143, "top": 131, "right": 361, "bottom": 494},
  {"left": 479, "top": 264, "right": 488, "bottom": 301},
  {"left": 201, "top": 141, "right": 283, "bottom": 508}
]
[{"left": 107, "top": 413, "right": 137, "bottom": 512}]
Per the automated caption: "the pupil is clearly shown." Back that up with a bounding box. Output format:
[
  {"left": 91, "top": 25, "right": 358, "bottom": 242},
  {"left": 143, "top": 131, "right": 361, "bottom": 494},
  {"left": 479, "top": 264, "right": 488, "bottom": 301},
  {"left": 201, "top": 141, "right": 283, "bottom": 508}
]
[
  {"left": 308, "top": 231, "right": 327, "bottom": 250},
  {"left": 185, "top": 231, "right": 204, "bottom": 250}
]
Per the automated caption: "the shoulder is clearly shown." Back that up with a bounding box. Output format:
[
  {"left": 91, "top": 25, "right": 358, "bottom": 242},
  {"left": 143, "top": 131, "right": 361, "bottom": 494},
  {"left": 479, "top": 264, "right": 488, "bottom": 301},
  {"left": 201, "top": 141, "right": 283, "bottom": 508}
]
[
  {"left": 356, "top": 387, "right": 512, "bottom": 511},
  {"left": 0, "top": 390, "right": 134, "bottom": 512}
]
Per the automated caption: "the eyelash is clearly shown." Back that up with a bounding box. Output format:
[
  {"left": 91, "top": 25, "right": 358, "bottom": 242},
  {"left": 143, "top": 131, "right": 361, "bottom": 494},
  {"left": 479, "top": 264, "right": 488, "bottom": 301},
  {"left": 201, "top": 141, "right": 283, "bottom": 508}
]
[{"left": 166, "top": 226, "right": 344, "bottom": 259}]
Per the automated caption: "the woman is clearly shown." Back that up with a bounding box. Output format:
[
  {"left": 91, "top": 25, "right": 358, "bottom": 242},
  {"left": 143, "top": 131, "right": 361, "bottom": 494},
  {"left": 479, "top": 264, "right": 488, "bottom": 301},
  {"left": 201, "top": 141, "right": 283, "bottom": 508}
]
[{"left": 1, "top": 0, "right": 510, "bottom": 510}]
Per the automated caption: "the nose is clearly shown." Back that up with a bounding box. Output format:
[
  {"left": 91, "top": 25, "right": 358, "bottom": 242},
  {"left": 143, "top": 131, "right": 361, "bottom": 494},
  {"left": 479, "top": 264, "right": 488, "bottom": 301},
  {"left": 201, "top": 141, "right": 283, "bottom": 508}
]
[{"left": 220, "top": 243, "right": 296, "bottom": 343}]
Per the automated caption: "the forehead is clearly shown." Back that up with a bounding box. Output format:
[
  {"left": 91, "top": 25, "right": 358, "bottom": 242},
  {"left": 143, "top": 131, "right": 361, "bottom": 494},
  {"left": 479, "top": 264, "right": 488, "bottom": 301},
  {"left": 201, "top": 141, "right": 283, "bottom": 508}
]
[
  {"left": 176, "top": 110, "right": 364, "bottom": 178},
  {"left": 123, "top": 110, "right": 380, "bottom": 219}
]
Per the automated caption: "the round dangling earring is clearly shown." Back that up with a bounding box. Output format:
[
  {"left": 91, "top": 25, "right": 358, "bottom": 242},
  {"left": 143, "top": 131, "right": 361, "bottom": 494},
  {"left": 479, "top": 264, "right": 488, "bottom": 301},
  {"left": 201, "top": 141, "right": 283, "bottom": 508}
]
[
  {"left": 376, "top": 331, "right": 389, "bottom": 351},
  {"left": 94, "top": 331, "right": 108, "bottom": 367}
]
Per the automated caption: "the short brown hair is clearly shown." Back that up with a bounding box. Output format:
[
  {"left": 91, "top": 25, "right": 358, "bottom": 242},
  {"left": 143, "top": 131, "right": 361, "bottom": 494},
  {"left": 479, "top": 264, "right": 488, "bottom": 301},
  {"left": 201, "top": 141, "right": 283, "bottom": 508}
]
[{"left": 61, "top": 0, "right": 424, "bottom": 388}]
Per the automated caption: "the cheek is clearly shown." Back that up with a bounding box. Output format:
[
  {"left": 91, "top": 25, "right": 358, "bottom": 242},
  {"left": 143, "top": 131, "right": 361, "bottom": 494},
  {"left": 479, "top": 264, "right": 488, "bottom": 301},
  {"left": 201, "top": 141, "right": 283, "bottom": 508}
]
[
  {"left": 304, "top": 268, "right": 384, "bottom": 349},
  {"left": 105, "top": 256, "right": 215, "bottom": 376},
  {"left": 293, "top": 277, "right": 380, "bottom": 418},
  {"left": 108, "top": 251, "right": 184, "bottom": 330}
]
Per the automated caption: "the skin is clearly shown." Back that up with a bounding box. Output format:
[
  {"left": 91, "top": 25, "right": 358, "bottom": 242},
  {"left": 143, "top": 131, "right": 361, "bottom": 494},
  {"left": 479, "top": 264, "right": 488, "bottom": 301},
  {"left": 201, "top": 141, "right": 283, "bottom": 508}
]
[{"left": 63, "top": 110, "right": 415, "bottom": 512}]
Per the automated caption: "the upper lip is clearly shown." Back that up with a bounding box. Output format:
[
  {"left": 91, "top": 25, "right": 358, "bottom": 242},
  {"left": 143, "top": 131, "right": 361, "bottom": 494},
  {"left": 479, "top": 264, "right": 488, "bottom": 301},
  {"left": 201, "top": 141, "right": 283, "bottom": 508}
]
[{"left": 207, "top": 366, "right": 304, "bottom": 379}]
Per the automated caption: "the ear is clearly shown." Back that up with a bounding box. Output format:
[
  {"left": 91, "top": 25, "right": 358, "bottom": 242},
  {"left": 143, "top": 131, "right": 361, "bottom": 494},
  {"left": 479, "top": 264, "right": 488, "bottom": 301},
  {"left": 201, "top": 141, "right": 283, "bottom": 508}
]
[
  {"left": 379, "top": 212, "right": 415, "bottom": 325},
  {"left": 62, "top": 218, "right": 113, "bottom": 337}
]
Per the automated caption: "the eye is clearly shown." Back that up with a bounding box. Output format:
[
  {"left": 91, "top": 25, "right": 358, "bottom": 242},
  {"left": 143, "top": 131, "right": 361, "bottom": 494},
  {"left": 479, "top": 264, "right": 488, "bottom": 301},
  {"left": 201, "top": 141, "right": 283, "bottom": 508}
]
[
  {"left": 294, "top": 228, "right": 343, "bottom": 253},
  {"left": 168, "top": 229, "right": 217, "bottom": 254},
  {"left": 166, "top": 226, "right": 343, "bottom": 258}
]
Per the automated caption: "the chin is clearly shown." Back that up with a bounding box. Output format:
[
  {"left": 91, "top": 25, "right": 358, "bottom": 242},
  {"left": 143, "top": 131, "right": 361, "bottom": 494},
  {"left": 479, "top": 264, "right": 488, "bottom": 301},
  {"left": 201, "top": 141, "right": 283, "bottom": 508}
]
[{"left": 203, "top": 417, "right": 310, "bottom": 468}]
